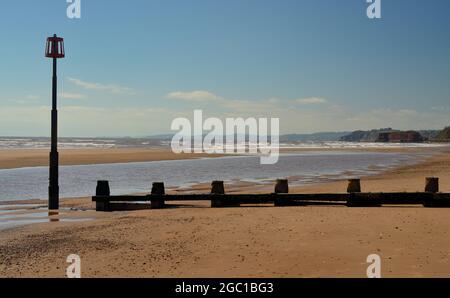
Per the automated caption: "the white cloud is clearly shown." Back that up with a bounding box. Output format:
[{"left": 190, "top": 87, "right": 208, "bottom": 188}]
[
  {"left": 431, "top": 106, "right": 450, "bottom": 111},
  {"left": 26, "top": 95, "right": 40, "bottom": 100},
  {"left": 5, "top": 98, "right": 27, "bottom": 104},
  {"left": 166, "top": 90, "right": 284, "bottom": 113},
  {"left": 4, "top": 95, "right": 40, "bottom": 104},
  {"left": 166, "top": 90, "right": 220, "bottom": 102},
  {"left": 0, "top": 104, "right": 447, "bottom": 136},
  {"left": 295, "top": 97, "right": 328, "bottom": 104},
  {"left": 67, "top": 77, "right": 136, "bottom": 95},
  {"left": 0, "top": 105, "right": 181, "bottom": 137},
  {"left": 2, "top": 91, "right": 448, "bottom": 136},
  {"left": 59, "top": 92, "right": 86, "bottom": 99}
]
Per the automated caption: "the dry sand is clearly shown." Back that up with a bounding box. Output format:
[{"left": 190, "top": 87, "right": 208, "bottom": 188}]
[{"left": 1, "top": 148, "right": 450, "bottom": 277}]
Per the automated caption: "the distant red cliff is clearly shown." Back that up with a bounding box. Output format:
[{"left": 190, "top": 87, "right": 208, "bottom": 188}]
[{"left": 376, "top": 131, "right": 424, "bottom": 143}]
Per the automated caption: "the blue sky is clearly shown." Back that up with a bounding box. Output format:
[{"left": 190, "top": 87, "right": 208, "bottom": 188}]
[{"left": 0, "top": 0, "right": 449, "bottom": 136}]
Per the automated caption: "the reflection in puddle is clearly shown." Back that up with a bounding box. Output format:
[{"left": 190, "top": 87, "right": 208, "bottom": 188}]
[
  {"left": 0, "top": 209, "right": 94, "bottom": 230},
  {"left": 49, "top": 211, "right": 59, "bottom": 222},
  {"left": 0, "top": 209, "right": 21, "bottom": 215},
  {"left": 0, "top": 211, "right": 49, "bottom": 219}
]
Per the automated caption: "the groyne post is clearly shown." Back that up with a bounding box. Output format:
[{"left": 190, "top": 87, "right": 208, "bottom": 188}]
[
  {"left": 151, "top": 182, "right": 166, "bottom": 209},
  {"left": 423, "top": 177, "right": 444, "bottom": 207},
  {"left": 425, "top": 177, "right": 439, "bottom": 193},
  {"left": 95, "top": 180, "right": 111, "bottom": 211},
  {"left": 211, "top": 181, "right": 225, "bottom": 207},
  {"left": 211, "top": 180, "right": 225, "bottom": 194},
  {"left": 210, "top": 181, "right": 240, "bottom": 207},
  {"left": 347, "top": 179, "right": 361, "bottom": 193},
  {"left": 346, "top": 179, "right": 382, "bottom": 207},
  {"left": 274, "top": 179, "right": 290, "bottom": 206}
]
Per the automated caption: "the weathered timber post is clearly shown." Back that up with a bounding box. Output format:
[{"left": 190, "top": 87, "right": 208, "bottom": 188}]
[
  {"left": 211, "top": 181, "right": 225, "bottom": 208},
  {"left": 347, "top": 179, "right": 361, "bottom": 193},
  {"left": 95, "top": 180, "right": 111, "bottom": 211},
  {"left": 211, "top": 180, "right": 225, "bottom": 194},
  {"left": 346, "top": 178, "right": 379, "bottom": 207},
  {"left": 425, "top": 177, "right": 439, "bottom": 193},
  {"left": 274, "top": 179, "right": 290, "bottom": 206},
  {"left": 151, "top": 182, "right": 166, "bottom": 209},
  {"left": 423, "top": 177, "right": 440, "bottom": 207},
  {"left": 210, "top": 181, "right": 240, "bottom": 208},
  {"left": 275, "top": 179, "right": 289, "bottom": 193}
]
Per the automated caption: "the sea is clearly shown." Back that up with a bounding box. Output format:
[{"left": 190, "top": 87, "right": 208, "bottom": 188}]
[{"left": 0, "top": 137, "right": 445, "bottom": 202}]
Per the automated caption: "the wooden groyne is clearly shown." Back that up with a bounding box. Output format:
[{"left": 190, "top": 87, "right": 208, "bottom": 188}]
[{"left": 92, "top": 177, "right": 450, "bottom": 211}]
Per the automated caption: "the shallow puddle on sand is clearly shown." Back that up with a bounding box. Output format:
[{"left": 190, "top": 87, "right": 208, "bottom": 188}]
[
  {"left": 0, "top": 204, "right": 43, "bottom": 211},
  {"left": 0, "top": 209, "right": 94, "bottom": 230}
]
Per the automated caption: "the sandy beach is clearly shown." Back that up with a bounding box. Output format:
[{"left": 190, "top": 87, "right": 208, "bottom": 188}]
[
  {"left": 3, "top": 0, "right": 450, "bottom": 284},
  {"left": 1, "top": 147, "right": 450, "bottom": 277},
  {"left": 0, "top": 148, "right": 224, "bottom": 170}
]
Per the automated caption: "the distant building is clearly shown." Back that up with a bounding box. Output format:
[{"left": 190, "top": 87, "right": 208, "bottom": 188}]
[{"left": 376, "top": 131, "right": 424, "bottom": 143}]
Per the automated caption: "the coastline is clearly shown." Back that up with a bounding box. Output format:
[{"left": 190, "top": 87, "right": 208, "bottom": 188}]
[
  {"left": 1, "top": 148, "right": 450, "bottom": 277},
  {"left": 0, "top": 145, "right": 446, "bottom": 170}
]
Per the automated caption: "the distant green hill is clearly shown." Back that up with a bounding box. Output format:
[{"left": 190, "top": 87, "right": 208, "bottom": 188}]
[
  {"left": 280, "top": 132, "right": 350, "bottom": 142},
  {"left": 435, "top": 126, "right": 450, "bottom": 141},
  {"left": 340, "top": 128, "right": 397, "bottom": 142}
]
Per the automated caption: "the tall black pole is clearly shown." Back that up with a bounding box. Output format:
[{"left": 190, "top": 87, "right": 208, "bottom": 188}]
[{"left": 49, "top": 56, "right": 59, "bottom": 210}]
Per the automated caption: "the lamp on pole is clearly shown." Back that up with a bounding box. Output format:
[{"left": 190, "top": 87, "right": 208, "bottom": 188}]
[{"left": 45, "top": 34, "right": 65, "bottom": 210}]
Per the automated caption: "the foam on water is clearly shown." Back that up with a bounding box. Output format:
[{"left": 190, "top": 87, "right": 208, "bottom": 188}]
[{"left": 1, "top": 137, "right": 446, "bottom": 150}]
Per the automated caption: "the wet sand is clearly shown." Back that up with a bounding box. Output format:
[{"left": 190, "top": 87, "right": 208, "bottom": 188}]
[
  {"left": 1, "top": 149, "right": 450, "bottom": 277},
  {"left": 0, "top": 146, "right": 437, "bottom": 170},
  {"left": 0, "top": 148, "right": 224, "bottom": 170}
]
